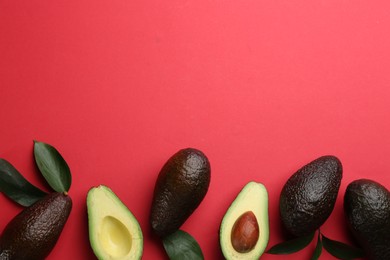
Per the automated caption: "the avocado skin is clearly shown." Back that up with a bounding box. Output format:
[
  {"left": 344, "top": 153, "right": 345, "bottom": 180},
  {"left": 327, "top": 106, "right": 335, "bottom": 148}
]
[
  {"left": 344, "top": 179, "right": 390, "bottom": 260},
  {"left": 150, "top": 148, "right": 210, "bottom": 237},
  {"left": 0, "top": 192, "right": 72, "bottom": 260},
  {"left": 280, "top": 155, "right": 342, "bottom": 237}
]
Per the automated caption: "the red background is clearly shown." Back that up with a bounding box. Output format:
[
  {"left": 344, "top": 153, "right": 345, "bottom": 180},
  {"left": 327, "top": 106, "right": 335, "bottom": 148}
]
[{"left": 1, "top": 0, "right": 390, "bottom": 259}]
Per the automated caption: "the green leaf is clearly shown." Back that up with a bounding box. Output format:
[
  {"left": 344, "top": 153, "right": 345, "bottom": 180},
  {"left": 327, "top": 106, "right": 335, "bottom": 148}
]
[
  {"left": 0, "top": 159, "right": 47, "bottom": 206},
  {"left": 162, "top": 230, "right": 204, "bottom": 260},
  {"left": 311, "top": 232, "right": 322, "bottom": 260},
  {"left": 267, "top": 231, "right": 315, "bottom": 254},
  {"left": 322, "top": 234, "right": 365, "bottom": 260},
  {"left": 34, "top": 141, "right": 71, "bottom": 192}
]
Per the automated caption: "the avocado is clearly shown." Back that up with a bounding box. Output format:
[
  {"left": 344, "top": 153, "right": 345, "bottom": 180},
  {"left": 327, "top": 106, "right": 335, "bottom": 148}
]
[
  {"left": 150, "top": 148, "right": 211, "bottom": 237},
  {"left": 87, "top": 185, "right": 143, "bottom": 260},
  {"left": 220, "top": 182, "right": 269, "bottom": 259},
  {"left": 344, "top": 179, "right": 390, "bottom": 260},
  {"left": 0, "top": 192, "right": 72, "bottom": 259},
  {"left": 279, "top": 155, "right": 342, "bottom": 237}
]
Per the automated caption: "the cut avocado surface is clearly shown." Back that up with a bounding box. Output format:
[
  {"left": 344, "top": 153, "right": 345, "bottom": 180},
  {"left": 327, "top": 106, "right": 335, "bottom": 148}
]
[
  {"left": 87, "top": 185, "right": 143, "bottom": 260},
  {"left": 220, "top": 181, "right": 269, "bottom": 259}
]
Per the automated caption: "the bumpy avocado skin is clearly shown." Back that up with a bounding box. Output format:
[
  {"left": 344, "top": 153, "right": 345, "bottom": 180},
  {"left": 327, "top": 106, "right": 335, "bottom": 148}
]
[
  {"left": 0, "top": 192, "right": 72, "bottom": 260},
  {"left": 150, "top": 148, "right": 211, "bottom": 237},
  {"left": 279, "top": 155, "right": 342, "bottom": 237},
  {"left": 344, "top": 179, "right": 390, "bottom": 260}
]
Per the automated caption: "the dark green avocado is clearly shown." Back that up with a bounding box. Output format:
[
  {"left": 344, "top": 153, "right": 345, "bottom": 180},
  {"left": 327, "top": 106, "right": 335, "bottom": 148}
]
[
  {"left": 344, "top": 179, "right": 390, "bottom": 260},
  {"left": 0, "top": 192, "right": 72, "bottom": 260},
  {"left": 150, "top": 148, "right": 211, "bottom": 237},
  {"left": 279, "top": 155, "right": 342, "bottom": 237}
]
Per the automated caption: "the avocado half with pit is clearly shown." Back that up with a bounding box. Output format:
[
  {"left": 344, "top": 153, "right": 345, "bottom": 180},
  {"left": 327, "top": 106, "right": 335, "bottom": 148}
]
[
  {"left": 220, "top": 181, "right": 269, "bottom": 259},
  {"left": 87, "top": 185, "right": 143, "bottom": 260}
]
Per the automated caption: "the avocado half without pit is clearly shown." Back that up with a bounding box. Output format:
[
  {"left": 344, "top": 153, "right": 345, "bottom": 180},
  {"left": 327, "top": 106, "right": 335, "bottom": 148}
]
[
  {"left": 220, "top": 181, "right": 269, "bottom": 259},
  {"left": 87, "top": 185, "right": 143, "bottom": 260}
]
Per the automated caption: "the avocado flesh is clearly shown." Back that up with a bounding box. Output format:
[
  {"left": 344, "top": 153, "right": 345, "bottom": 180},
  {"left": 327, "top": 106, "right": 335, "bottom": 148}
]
[
  {"left": 220, "top": 182, "right": 269, "bottom": 259},
  {"left": 87, "top": 185, "right": 143, "bottom": 260},
  {"left": 0, "top": 192, "right": 72, "bottom": 260},
  {"left": 279, "top": 155, "right": 342, "bottom": 237},
  {"left": 344, "top": 179, "right": 390, "bottom": 260},
  {"left": 150, "top": 148, "right": 211, "bottom": 237}
]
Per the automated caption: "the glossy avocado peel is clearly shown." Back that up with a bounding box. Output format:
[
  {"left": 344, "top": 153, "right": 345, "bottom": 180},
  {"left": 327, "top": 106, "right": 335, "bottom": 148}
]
[
  {"left": 0, "top": 192, "right": 72, "bottom": 260},
  {"left": 150, "top": 148, "right": 210, "bottom": 259},
  {"left": 150, "top": 148, "right": 211, "bottom": 238},
  {"left": 279, "top": 155, "right": 343, "bottom": 237},
  {"left": 344, "top": 179, "right": 390, "bottom": 259},
  {"left": 268, "top": 155, "right": 364, "bottom": 259}
]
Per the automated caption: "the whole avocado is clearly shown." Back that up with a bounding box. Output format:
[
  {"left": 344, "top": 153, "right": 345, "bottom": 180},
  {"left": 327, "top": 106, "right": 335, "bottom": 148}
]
[
  {"left": 0, "top": 192, "right": 72, "bottom": 260},
  {"left": 344, "top": 179, "right": 390, "bottom": 260},
  {"left": 279, "top": 155, "right": 342, "bottom": 237},
  {"left": 150, "top": 148, "right": 211, "bottom": 237}
]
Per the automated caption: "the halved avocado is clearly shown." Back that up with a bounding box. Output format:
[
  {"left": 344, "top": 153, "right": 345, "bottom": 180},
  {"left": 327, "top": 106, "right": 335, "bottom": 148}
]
[
  {"left": 220, "top": 181, "right": 269, "bottom": 259},
  {"left": 87, "top": 185, "right": 143, "bottom": 260}
]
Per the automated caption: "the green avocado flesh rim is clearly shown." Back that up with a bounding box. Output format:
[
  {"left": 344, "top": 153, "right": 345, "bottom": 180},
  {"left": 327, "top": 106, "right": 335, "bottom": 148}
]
[
  {"left": 87, "top": 185, "right": 143, "bottom": 260},
  {"left": 220, "top": 181, "right": 269, "bottom": 259}
]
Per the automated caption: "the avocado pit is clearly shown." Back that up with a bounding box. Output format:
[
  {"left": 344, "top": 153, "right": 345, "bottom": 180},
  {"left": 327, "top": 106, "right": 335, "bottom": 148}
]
[{"left": 231, "top": 211, "right": 259, "bottom": 253}]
